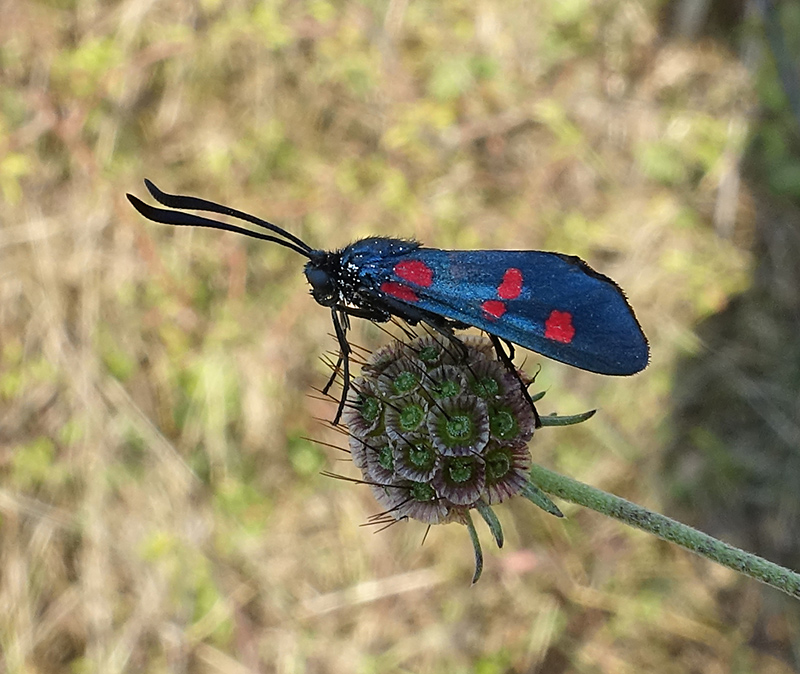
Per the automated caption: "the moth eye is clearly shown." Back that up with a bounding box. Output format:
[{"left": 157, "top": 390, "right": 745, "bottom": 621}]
[
  {"left": 305, "top": 267, "right": 329, "bottom": 289},
  {"left": 305, "top": 267, "right": 336, "bottom": 305}
]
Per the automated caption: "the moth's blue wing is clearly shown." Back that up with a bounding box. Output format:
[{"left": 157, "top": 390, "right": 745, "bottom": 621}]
[{"left": 362, "top": 248, "right": 648, "bottom": 375}]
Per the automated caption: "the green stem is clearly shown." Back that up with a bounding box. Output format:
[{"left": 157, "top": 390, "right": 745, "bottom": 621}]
[{"left": 528, "top": 463, "right": 800, "bottom": 600}]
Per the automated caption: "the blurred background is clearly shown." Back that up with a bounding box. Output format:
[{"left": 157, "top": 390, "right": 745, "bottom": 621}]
[{"left": 2, "top": 0, "right": 800, "bottom": 671}]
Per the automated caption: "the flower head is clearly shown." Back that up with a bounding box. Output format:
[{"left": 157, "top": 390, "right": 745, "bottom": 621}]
[
  {"left": 342, "top": 334, "right": 593, "bottom": 582},
  {"left": 347, "top": 335, "right": 535, "bottom": 510}
]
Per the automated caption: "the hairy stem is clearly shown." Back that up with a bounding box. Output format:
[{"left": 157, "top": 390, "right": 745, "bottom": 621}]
[{"left": 528, "top": 463, "right": 800, "bottom": 600}]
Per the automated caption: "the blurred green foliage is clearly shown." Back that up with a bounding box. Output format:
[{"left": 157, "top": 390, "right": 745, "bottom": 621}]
[
  {"left": 2, "top": 0, "right": 798, "bottom": 672},
  {"left": 11, "top": 437, "right": 61, "bottom": 490},
  {"left": 750, "top": 1, "right": 800, "bottom": 199}
]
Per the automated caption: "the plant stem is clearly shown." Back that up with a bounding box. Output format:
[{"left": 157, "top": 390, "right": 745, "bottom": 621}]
[{"left": 528, "top": 463, "right": 800, "bottom": 600}]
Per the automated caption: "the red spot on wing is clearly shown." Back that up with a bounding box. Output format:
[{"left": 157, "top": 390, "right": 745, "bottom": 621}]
[
  {"left": 381, "top": 282, "right": 418, "bottom": 303},
  {"left": 497, "top": 268, "right": 523, "bottom": 300},
  {"left": 544, "top": 310, "right": 575, "bottom": 343},
  {"left": 482, "top": 300, "right": 506, "bottom": 319},
  {"left": 394, "top": 260, "right": 433, "bottom": 287}
]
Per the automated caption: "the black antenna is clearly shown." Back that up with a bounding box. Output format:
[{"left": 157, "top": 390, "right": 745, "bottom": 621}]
[{"left": 126, "top": 180, "right": 314, "bottom": 259}]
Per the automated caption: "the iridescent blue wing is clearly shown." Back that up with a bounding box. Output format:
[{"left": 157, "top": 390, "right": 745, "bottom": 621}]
[{"left": 361, "top": 247, "right": 648, "bottom": 375}]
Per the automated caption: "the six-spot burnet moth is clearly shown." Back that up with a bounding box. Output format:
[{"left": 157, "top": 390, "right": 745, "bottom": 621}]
[{"left": 127, "top": 180, "right": 649, "bottom": 424}]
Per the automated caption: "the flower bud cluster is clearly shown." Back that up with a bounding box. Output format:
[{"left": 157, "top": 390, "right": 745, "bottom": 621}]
[{"left": 344, "top": 335, "right": 536, "bottom": 525}]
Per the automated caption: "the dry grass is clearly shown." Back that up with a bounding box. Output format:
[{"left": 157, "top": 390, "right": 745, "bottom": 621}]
[{"left": 1, "top": 0, "right": 796, "bottom": 672}]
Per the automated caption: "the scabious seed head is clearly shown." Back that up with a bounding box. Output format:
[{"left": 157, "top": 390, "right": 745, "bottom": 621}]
[
  {"left": 427, "top": 396, "right": 490, "bottom": 457},
  {"left": 427, "top": 364, "right": 467, "bottom": 400},
  {"left": 456, "top": 335, "right": 497, "bottom": 360},
  {"left": 385, "top": 393, "right": 428, "bottom": 441},
  {"left": 361, "top": 340, "right": 409, "bottom": 375},
  {"left": 401, "top": 481, "right": 451, "bottom": 523},
  {"left": 364, "top": 438, "right": 396, "bottom": 486},
  {"left": 467, "top": 357, "right": 516, "bottom": 400},
  {"left": 433, "top": 455, "right": 486, "bottom": 506},
  {"left": 340, "top": 333, "right": 596, "bottom": 582},
  {"left": 378, "top": 357, "right": 425, "bottom": 398},
  {"left": 483, "top": 441, "right": 533, "bottom": 504},
  {"left": 342, "top": 381, "right": 384, "bottom": 438},
  {"left": 346, "top": 335, "right": 537, "bottom": 524},
  {"left": 488, "top": 394, "right": 536, "bottom": 445},
  {"left": 392, "top": 436, "right": 438, "bottom": 482},
  {"left": 409, "top": 334, "right": 449, "bottom": 368}
]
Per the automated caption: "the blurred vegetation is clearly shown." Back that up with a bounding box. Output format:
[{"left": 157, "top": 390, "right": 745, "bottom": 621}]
[
  {"left": 663, "top": 3, "right": 800, "bottom": 666},
  {"left": 0, "top": 0, "right": 797, "bottom": 672}
]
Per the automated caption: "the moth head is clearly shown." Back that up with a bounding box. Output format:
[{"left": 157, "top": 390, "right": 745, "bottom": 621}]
[{"left": 304, "top": 258, "right": 338, "bottom": 307}]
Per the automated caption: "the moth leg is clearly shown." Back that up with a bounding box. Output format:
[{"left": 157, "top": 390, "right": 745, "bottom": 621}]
[
  {"left": 446, "top": 333, "right": 469, "bottom": 360},
  {"left": 408, "top": 314, "right": 470, "bottom": 362},
  {"left": 489, "top": 334, "right": 542, "bottom": 429},
  {"left": 322, "top": 351, "right": 343, "bottom": 396},
  {"left": 323, "top": 304, "right": 394, "bottom": 424},
  {"left": 322, "top": 309, "right": 350, "bottom": 394},
  {"left": 327, "top": 308, "right": 352, "bottom": 426},
  {"left": 502, "top": 338, "right": 515, "bottom": 362},
  {"left": 325, "top": 304, "right": 395, "bottom": 425},
  {"left": 357, "top": 295, "right": 467, "bottom": 360},
  {"left": 335, "top": 304, "right": 391, "bottom": 322},
  {"left": 424, "top": 317, "right": 471, "bottom": 361}
]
